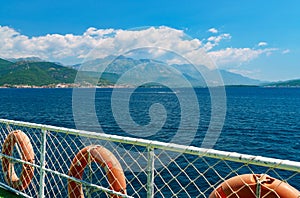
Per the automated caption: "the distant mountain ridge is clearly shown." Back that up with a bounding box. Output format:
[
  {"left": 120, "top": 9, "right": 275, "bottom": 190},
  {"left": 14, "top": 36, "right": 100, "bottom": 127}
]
[
  {"left": 7, "top": 57, "right": 45, "bottom": 63},
  {"left": 0, "top": 56, "right": 265, "bottom": 87},
  {"left": 264, "top": 79, "right": 300, "bottom": 87}
]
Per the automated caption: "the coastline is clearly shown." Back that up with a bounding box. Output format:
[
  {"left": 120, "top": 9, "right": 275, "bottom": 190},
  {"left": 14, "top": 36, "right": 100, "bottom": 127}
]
[
  {"left": 1, "top": 83, "right": 299, "bottom": 89},
  {"left": 0, "top": 83, "right": 132, "bottom": 89}
]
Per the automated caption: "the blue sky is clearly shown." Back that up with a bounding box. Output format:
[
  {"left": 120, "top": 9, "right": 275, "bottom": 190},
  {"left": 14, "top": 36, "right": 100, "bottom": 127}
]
[{"left": 0, "top": 0, "right": 299, "bottom": 81}]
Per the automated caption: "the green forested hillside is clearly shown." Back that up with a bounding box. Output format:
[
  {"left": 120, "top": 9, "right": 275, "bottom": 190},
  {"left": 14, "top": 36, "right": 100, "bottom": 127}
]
[
  {"left": 0, "top": 59, "right": 77, "bottom": 86},
  {"left": 0, "top": 58, "right": 119, "bottom": 86},
  {"left": 0, "top": 58, "right": 13, "bottom": 70},
  {"left": 0, "top": 58, "right": 12, "bottom": 65}
]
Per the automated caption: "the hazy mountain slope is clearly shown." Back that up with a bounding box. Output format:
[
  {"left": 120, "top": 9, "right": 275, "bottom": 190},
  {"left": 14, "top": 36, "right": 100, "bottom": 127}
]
[
  {"left": 220, "top": 70, "right": 262, "bottom": 85},
  {"left": 74, "top": 56, "right": 264, "bottom": 86}
]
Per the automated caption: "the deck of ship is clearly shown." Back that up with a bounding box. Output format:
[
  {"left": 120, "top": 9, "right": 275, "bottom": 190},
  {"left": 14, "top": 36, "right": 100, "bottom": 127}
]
[{"left": 0, "top": 186, "right": 21, "bottom": 198}]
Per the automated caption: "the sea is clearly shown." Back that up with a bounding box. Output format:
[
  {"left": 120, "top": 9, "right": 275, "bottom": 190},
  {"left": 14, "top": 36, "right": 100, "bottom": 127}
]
[
  {"left": 0, "top": 87, "right": 299, "bottom": 196},
  {"left": 0, "top": 87, "right": 299, "bottom": 161}
]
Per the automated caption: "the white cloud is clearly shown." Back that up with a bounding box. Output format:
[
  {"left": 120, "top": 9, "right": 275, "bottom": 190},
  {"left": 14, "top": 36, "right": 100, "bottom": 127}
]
[
  {"left": 204, "top": 33, "right": 231, "bottom": 51},
  {"left": 258, "top": 42, "right": 268, "bottom": 47},
  {"left": 208, "top": 28, "right": 218, "bottom": 34},
  {"left": 0, "top": 25, "right": 278, "bottom": 68},
  {"left": 0, "top": 25, "right": 205, "bottom": 64},
  {"left": 208, "top": 47, "right": 277, "bottom": 66},
  {"left": 282, "top": 49, "right": 290, "bottom": 54}
]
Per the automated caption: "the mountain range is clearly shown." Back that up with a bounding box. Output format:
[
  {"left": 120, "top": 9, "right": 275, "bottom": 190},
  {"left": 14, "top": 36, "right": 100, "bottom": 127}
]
[
  {"left": 70, "top": 56, "right": 263, "bottom": 87},
  {"left": 0, "top": 56, "right": 295, "bottom": 87},
  {"left": 264, "top": 79, "right": 300, "bottom": 87}
]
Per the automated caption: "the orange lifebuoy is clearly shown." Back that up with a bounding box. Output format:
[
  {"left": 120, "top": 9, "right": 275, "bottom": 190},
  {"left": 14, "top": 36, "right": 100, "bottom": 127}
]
[
  {"left": 209, "top": 174, "right": 300, "bottom": 198},
  {"left": 68, "top": 145, "right": 126, "bottom": 198},
  {"left": 1, "top": 130, "right": 35, "bottom": 191}
]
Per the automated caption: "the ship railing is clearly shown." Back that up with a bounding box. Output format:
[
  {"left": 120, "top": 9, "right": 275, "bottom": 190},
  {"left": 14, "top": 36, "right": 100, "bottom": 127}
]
[{"left": 0, "top": 119, "right": 299, "bottom": 197}]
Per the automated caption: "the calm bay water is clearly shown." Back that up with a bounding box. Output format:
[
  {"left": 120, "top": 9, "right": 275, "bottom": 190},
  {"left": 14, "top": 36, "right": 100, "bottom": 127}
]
[{"left": 0, "top": 87, "right": 299, "bottom": 162}]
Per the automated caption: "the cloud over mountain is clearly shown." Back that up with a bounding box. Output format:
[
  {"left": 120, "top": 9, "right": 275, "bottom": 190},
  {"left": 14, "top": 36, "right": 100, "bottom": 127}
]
[
  {"left": 208, "top": 47, "right": 277, "bottom": 66},
  {"left": 0, "top": 25, "right": 277, "bottom": 68}
]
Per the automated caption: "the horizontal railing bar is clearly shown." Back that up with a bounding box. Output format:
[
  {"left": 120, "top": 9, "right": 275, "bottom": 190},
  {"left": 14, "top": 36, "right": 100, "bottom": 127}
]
[
  {"left": 0, "top": 153, "right": 132, "bottom": 198},
  {"left": 0, "top": 152, "right": 41, "bottom": 168},
  {"left": 1, "top": 118, "right": 300, "bottom": 173}
]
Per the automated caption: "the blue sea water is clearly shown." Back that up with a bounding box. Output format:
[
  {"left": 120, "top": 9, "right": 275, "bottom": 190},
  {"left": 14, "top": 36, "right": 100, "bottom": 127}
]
[
  {"left": 0, "top": 87, "right": 300, "bottom": 197},
  {"left": 0, "top": 87, "right": 299, "bottom": 162}
]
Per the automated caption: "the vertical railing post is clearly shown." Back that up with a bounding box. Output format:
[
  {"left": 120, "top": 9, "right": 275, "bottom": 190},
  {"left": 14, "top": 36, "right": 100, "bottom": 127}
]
[
  {"left": 39, "top": 129, "right": 47, "bottom": 198},
  {"left": 146, "top": 146, "right": 155, "bottom": 198},
  {"left": 86, "top": 149, "right": 93, "bottom": 198}
]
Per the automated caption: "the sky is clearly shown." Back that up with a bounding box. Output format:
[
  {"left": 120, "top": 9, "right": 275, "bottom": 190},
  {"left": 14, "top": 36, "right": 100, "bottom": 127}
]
[{"left": 0, "top": 0, "right": 299, "bottom": 81}]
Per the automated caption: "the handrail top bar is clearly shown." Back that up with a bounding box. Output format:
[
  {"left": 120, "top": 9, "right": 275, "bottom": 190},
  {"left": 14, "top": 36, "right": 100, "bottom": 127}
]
[{"left": 1, "top": 118, "right": 300, "bottom": 172}]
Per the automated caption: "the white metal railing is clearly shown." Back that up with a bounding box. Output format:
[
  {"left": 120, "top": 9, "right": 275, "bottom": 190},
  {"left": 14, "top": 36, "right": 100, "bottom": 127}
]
[{"left": 0, "top": 118, "right": 299, "bottom": 197}]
